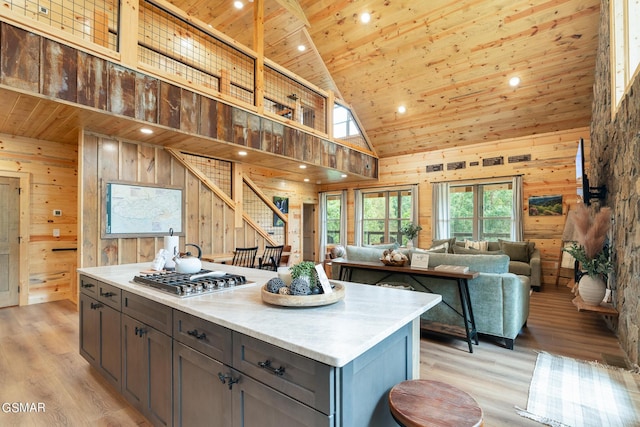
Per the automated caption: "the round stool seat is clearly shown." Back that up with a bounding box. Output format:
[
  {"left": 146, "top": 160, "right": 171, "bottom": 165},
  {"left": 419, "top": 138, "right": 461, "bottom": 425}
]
[{"left": 389, "top": 379, "right": 483, "bottom": 427}]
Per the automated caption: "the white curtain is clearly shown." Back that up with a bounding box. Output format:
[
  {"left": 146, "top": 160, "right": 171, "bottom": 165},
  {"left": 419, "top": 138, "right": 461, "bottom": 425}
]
[
  {"left": 512, "top": 176, "right": 523, "bottom": 241},
  {"left": 354, "top": 189, "right": 362, "bottom": 246},
  {"left": 411, "top": 184, "right": 419, "bottom": 225},
  {"left": 432, "top": 182, "right": 450, "bottom": 239}
]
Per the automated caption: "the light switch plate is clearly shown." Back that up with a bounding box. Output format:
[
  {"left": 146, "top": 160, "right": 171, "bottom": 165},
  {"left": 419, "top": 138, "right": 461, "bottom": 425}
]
[{"left": 53, "top": 209, "right": 62, "bottom": 216}]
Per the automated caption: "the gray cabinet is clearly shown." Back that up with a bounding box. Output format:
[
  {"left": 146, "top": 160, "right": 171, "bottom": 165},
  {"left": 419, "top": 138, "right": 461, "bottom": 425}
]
[
  {"left": 79, "top": 273, "right": 417, "bottom": 427},
  {"left": 231, "top": 369, "right": 332, "bottom": 427},
  {"left": 79, "top": 278, "right": 121, "bottom": 391},
  {"left": 173, "top": 341, "right": 232, "bottom": 427},
  {"left": 122, "top": 292, "right": 173, "bottom": 427}
]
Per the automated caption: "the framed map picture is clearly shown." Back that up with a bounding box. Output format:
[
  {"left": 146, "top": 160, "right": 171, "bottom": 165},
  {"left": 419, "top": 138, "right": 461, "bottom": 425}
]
[{"left": 103, "top": 181, "right": 183, "bottom": 238}]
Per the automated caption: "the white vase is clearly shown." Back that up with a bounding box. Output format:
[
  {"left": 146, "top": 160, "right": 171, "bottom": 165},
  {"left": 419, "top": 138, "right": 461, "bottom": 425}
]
[{"left": 578, "top": 274, "right": 607, "bottom": 306}]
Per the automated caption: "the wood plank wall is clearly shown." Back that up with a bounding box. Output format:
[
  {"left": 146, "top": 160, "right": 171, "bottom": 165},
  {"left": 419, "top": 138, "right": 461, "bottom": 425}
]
[
  {"left": 0, "top": 133, "right": 78, "bottom": 304},
  {"left": 79, "top": 132, "right": 313, "bottom": 270},
  {"left": 320, "top": 127, "right": 590, "bottom": 287}
]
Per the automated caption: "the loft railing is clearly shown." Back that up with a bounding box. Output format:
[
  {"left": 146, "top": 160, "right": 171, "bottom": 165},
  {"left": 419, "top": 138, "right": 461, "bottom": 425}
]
[{"left": 0, "top": 0, "right": 372, "bottom": 153}]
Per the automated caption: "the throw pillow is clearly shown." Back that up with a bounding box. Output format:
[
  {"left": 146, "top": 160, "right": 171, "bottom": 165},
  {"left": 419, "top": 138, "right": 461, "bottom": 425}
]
[
  {"left": 499, "top": 240, "right": 530, "bottom": 263},
  {"left": 429, "top": 242, "right": 448, "bottom": 252},
  {"left": 330, "top": 245, "right": 346, "bottom": 259},
  {"left": 431, "top": 237, "right": 456, "bottom": 253},
  {"left": 464, "top": 239, "right": 489, "bottom": 251}
]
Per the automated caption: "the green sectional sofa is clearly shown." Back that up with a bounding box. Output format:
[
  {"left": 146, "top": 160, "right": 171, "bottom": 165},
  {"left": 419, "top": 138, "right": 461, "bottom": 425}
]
[{"left": 331, "top": 245, "right": 530, "bottom": 349}]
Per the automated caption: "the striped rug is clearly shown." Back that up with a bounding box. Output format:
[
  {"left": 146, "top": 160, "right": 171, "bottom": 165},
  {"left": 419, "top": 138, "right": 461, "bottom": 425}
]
[{"left": 516, "top": 352, "right": 640, "bottom": 427}]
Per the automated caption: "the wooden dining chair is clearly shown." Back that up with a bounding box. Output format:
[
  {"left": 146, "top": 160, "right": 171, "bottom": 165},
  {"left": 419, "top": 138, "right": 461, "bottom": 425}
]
[
  {"left": 231, "top": 247, "right": 258, "bottom": 268},
  {"left": 258, "top": 245, "right": 284, "bottom": 271}
]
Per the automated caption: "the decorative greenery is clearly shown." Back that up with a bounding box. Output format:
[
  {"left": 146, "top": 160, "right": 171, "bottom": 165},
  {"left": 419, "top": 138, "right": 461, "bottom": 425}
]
[
  {"left": 290, "top": 261, "right": 317, "bottom": 288},
  {"left": 562, "top": 204, "right": 613, "bottom": 278},
  {"left": 400, "top": 222, "right": 422, "bottom": 240},
  {"left": 564, "top": 242, "right": 612, "bottom": 278}
]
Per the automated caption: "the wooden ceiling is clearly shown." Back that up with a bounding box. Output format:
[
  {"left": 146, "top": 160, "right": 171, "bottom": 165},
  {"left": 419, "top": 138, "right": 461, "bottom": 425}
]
[
  {"left": 0, "top": 0, "right": 601, "bottom": 168},
  {"left": 182, "top": 0, "right": 601, "bottom": 157}
]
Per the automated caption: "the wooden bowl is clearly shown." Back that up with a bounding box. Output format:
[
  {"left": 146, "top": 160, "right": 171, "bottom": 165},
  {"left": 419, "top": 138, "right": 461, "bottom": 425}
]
[
  {"left": 380, "top": 258, "right": 407, "bottom": 267},
  {"left": 261, "top": 283, "right": 345, "bottom": 307}
]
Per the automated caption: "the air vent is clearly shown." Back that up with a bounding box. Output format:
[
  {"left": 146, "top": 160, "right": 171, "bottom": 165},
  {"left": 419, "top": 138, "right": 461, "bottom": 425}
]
[
  {"left": 508, "top": 154, "right": 531, "bottom": 163},
  {"left": 38, "top": 5, "right": 49, "bottom": 14},
  {"left": 447, "top": 161, "right": 466, "bottom": 170},
  {"left": 483, "top": 156, "right": 504, "bottom": 167},
  {"left": 426, "top": 164, "right": 443, "bottom": 173}
]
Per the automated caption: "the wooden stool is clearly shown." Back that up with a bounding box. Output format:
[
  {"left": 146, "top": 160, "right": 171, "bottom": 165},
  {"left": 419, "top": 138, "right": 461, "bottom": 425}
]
[{"left": 388, "top": 379, "right": 483, "bottom": 427}]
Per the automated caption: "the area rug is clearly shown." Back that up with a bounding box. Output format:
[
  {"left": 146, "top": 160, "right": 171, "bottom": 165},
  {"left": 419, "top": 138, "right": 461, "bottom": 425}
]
[{"left": 516, "top": 352, "right": 640, "bottom": 427}]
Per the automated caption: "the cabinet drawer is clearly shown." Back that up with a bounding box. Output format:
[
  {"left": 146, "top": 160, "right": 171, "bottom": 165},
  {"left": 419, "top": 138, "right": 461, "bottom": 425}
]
[
  {"left": 97, "top": 281, "right": 121, "bottom": 310},
  {"left": 79, "top": 275, "right": 99, "bottom": 298},
  {"left": 173, "top": 310, "right": 232, "bottom": 365},
  {"left": 122, "top": 291, "right": 172, "bottom": 335},
  {"left": 233, "top": 333, "right": 334, "bottom": 415}
]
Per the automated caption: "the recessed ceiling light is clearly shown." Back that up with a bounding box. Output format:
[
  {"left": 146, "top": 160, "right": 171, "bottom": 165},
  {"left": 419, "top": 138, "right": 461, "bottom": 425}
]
[
  {"left": 233, "top": 1, "right": 243, "bottom": 9},
  {"left": 361, "top": 12, "right": 371, "bottom": 24},
  {"left": 140, "top": 128, "right": 153, "bottom": 134},
  {"left": 398, "top": 105, "right": 406, "bottom": 114},
  {"left": 304, "top": 178, "right": 310, "bottom": 182},
  {"left": 299, "top": 165, "right": 307, "bottom": 169},
  {"left": 509, "top": 76, "right": 521, "bottom": 87},
  {"left": 297, "top": 44, "right": 306, "bottom": 52},
  {"left": 341, "top": 174, "right": 348, "bottom": 178},
  {"left": 238, "top": 151, "right": 247, "bottom": 156}
]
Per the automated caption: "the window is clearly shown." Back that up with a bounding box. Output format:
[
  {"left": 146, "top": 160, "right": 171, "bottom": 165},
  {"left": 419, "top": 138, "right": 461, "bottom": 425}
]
[
  {"left": 449, "top": 181, "right": 514, "bottom": 241},
  {"left": 325, "top": 194, "right": 343, "bottom": 244},
  {"left": 320, "top": 191, "right": 347, "bottom": 257},
  {"left": 333, "top": 104, "right": 361, "bottom": 139},
  {"left": 359, "top": 188, "right": 415, "bottom": 245},
  {"left": 612, "top": 0, "right": 640, "bottom": 112}
]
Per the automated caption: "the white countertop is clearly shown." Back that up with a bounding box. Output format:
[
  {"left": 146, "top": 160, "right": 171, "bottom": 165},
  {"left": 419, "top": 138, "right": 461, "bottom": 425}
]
[{"left": 78, "top": 262, "right": 441, "bottom": 367}]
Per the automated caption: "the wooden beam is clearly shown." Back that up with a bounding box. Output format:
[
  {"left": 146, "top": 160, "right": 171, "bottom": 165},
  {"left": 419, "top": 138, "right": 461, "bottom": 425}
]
[
  {"left": 253, "top": 0, "right": 264, "bottom": 113},
  {"left": 274, "top": 0, "right": 310, "bottom": 28}
]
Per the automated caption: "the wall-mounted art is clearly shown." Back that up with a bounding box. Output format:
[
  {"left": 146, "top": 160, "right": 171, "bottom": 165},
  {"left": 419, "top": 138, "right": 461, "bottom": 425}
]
[
  {"left": 273, "top": 196, "right": 288, "bottom": 226},
  {"left": 529, "top": 195, "right": 563, "bottom": 216},
  {"left": 103, "top": 181, "right": 183, "bottom": 237}
]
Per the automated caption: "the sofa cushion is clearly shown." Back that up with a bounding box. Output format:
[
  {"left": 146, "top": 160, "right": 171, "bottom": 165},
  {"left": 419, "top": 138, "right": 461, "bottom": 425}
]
[
  {"left": 345, "top": 245, "right": 411, "bottom": 263},
  {"left": 452, "top": 245, "right": 505, "bottom": 256},
  {"left": 499, "top": 240, "right": 530, "bottom": 263},
  {"left": 509, "top": 261, "right": 532, "bottom": 276},
  {"left": 345, "top": 245, "right": 386, "bottom": 262},
  {"left": 427, "top": 253, "right": 510, "bottom": 274}
]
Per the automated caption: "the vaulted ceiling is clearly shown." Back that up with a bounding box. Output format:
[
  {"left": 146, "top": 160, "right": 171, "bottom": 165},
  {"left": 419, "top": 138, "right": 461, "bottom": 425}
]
[
  {"left": 0, "top": 0, "right": 601, "bottom": 171},
  {"left": 176, "top": 0, "right": 600, "bottom": 158}
]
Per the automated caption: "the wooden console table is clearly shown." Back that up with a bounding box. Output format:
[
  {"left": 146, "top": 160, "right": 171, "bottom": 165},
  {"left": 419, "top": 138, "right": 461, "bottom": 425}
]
[{"left": 334, "top": 259, "right": 480, "bottom": 353}]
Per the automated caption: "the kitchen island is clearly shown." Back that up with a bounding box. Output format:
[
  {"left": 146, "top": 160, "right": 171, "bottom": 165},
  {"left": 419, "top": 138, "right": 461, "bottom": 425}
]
[{"left": 78, "top": 262, "right": 441, "bottom": 427}]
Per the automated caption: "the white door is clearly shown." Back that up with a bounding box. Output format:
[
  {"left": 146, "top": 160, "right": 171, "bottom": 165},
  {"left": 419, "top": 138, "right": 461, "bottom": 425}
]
[{"left": 0, "top": 177, "right": 20, "bottom": 307}]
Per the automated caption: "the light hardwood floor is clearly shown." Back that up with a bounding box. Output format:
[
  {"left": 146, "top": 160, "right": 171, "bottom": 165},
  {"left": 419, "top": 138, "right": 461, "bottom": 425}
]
[{"left": 0, "top": 284, "right": 626, "bottom": 426}]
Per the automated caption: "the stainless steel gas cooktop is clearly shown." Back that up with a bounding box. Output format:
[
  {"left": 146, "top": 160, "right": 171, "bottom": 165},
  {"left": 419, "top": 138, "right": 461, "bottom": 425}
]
[{"left": 132, "top": 269, "right": 252, "bottom": 298}]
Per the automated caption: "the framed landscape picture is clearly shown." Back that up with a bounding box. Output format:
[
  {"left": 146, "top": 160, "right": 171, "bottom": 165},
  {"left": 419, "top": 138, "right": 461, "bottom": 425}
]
[{"left": 529, "top": 195, "right": 563, "bottom": 216}]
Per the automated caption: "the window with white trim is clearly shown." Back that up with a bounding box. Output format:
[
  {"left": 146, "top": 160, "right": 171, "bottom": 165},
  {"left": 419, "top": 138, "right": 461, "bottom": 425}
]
[
  {"left": 612, "top": 0, "right": 640, "bottom": 112},
  {"left": 449, "top": 181, "right": 514, "bottom": 241},
  {"left": 358, "top": 187, "right": 417, "bottom": 246}
]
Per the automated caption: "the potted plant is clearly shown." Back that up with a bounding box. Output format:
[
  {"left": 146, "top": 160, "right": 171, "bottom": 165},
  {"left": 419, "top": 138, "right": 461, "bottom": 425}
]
[
  {"left": 289, "top": 261, "right": 318, "bottom": 289},
  {"left": 563, "top": 204, "right": 613, "bottom": 305},
  {"left": 400, "top": 222, "right": 422, "bottom": 247}
]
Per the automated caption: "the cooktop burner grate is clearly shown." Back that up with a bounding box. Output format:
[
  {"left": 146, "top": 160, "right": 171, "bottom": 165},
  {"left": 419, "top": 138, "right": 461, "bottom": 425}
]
[{"left": 132, "top": 269, "right": 251, "bottom": 297}]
